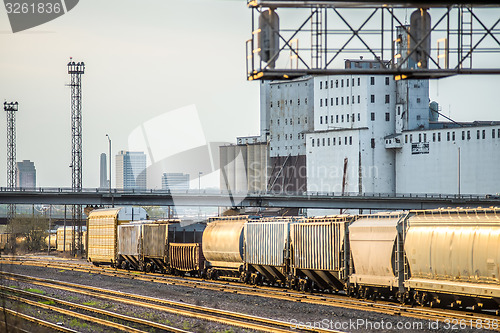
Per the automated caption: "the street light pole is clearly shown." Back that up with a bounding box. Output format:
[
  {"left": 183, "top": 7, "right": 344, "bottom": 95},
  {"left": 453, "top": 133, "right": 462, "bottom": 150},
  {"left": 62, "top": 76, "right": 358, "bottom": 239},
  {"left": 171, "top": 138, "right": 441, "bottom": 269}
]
[
  {"left": 106, "top": 134, "right": 111, "bottom": 193},
  {"left": 198, "top": 171, "right": 203, "bottom": 193}
]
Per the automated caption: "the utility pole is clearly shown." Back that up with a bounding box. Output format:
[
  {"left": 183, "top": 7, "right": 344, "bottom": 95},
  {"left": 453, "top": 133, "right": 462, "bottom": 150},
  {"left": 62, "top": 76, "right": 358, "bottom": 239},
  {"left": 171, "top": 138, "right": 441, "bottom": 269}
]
[
  {"left": 68, "top": 58, "right": 85, "bottom": 256},
  {"left": 4, "top": 101, "right": 18, "bottom": 220}
]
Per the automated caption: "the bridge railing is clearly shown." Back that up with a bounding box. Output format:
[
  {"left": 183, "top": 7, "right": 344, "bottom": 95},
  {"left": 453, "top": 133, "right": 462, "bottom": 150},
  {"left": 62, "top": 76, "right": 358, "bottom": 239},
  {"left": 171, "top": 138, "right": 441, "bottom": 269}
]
[{"left": 0, "top": 186, "right": 496, "bottom": 201}]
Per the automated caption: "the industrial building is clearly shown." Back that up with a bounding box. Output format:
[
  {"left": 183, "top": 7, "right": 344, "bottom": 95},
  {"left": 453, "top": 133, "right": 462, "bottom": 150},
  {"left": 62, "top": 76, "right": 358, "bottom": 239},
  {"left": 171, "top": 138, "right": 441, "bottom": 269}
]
[
  {"left": 115, "top": 151, "right": 147, "bottom": 190},
  {"left": 162, "top": 173, "right": 190, "bottom": 191},
  {"left": 221, "top": 60, "right": 500, "bottom": 196},
  {"left": 16, "top": 160, "right": 36, "bottom": 189}
]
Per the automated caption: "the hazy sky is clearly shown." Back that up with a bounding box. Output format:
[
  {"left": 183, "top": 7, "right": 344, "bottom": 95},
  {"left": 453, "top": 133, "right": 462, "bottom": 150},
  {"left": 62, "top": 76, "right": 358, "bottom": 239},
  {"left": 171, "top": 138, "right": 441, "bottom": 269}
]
[{"left": 0, "top": 1, "right": 499, "bottom": 189}]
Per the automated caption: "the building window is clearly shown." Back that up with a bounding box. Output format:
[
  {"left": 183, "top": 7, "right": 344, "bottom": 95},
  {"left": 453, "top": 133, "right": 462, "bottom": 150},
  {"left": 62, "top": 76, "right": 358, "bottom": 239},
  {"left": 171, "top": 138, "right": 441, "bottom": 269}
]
[
  {"left": 357, "top": 113, "right": 360, "bottom": 121},
  {"left": 385, "top": 77, "right": 390, "bottom": 85},
  {"left": 477, "top": 130, "right": 480, "bottom": 139},
  {"left": 285, "top": 134, "right": 288, "bottom": 140},
  {"left": 419, "top": 133, "right": 422, "bottom": 142},
  {"left": 336, "top": 115, "right": 339, "bottom": 123},
  {"left": 352, "top": 95, "right": 355, "bottom": 104},
  {"left": 345, "top": 137, "right": 348, "bottom": 145},
  {"left": 333, "top": 137, "right": 336, "bottom": 145},
  {"left": 410, "top": 134, "right": 413, "bottom": 143},
  {"left": 346, "top": 114, "right": 350, "bottom": 122},
  {"left": 325, "top": 116, "right": 328, "bottom": 124},
  {"left": 285, "top": 100, "right": 287, "bottom": 105},
  {"left": 312, "top": 139, "right": 314, "bottom": 147},
  {"left": 358, "top": 95, "right": 360, "bottom": 103},
  {"left": 370, "top": 77, "right": 375, "bottom": 85},
  {"left": 341, "top": 79, "right": 344, "bottom": 87},
  {"left": 277, "top": 101, "right": 280, "bottom": 107},
  {"left": 424, "top": 133, "right": 427, "bottom": 142},
  {"left": 277, "top": 119, "right": 280, "bottom": 125},
  {"left": 417, "top": 98, "right": 421, "bottom": 103},
  {"left": 325, "top": 98, "right": 328, "bottom": 106},
  {"left": 447, "top": 132, "right": 450, "bottom": 141},
  {"left": 320, "top": 99, "right": 323, "bottom": 107},
  {"left": 438, "top": 133, "right": 441, "bottom": 142},
  {"left": 370, "top": 95, "right": 375, "bottom": 103},
  {"left": 371, "top": 138, "right": 375, "bottom": 148},
  {"left": 328, "top": 138, "right": 331, "bottom": 146},
  {"left": 417, "top": 115, "right": 421, "bottom": 120},
  {"left": 325, "top": 80, "right": 328, "bottom": 89},
  {"left": 347, "top": 96, "right": 349, "bottom": 105},
  {"left": 305, "top": 98, "right": 308, "bottom": 104},
  {"left": 331, "top": 98, "right": 334, "bottom": 105},
  {"left": 285, "top": 119, "right": 288, "bottom": 125},
  {"left": 277, "top": 134, "right": 280, "bottom": 141},
  {"left": 467, "top": 130, "right": 470, "bottom": 140},
  {"left": 339, "top": 137, "right": 342, "bottom": 145},
  {"left": 432, "top": 133, "right": 436, "bottom": 142},
  {"left": 462, "top": 131, "right": 465, "bottom": 140},
  {"left": 452, "top": 132, "right": 455, "bottom": 141},
  {"left": 371, "top": 112, "right": 375, "bottom": 121},
  {"left": 341, "top": 115, "right": 344, "bottom": 122},
  {"left": 498, "top": 129, "right": 500, "bottom": 138},
  {"left": 482, "top": 130, "right": 486, "bottom": 139},
  {"left": 305, "top": 117, "right": 308, "bottom": 123},
  {"left": 405, "top": 135, "right": 408, "bottom": 143},
  {"left": 352, "top": 78, "right": 355, "bottom": 86},
  {"left": 336, "top": 97, "right": 339, "bottom": 105},
  {"left": 352, "top": 113, "right": 355, "bottom": 122},
  {"left": 357, "top": 77, "right": 360, "bottom": 86},
  {"left": 347, "top": 79, "right": 349, "bottom": 87},
  {"left": 335, "top": 80, "right": 339, "bottom": 88},
  {"left": 270, "top": 102, "right": 273, "bottom": 108},
  {"left": 320, "top": 116, "right": 323, "bottom": 124},
  {"left": 298, "top": 99, "right": 300, "bottom": 105},
  {"left": 331, "top": 115, "right": 334, "bottom": 123},
  {"left": 385, "top": 113, "right": 390, "bottom": 121},
  {"left": 331, "top": 80, "right": 333, "bottom": 87},
  {"left": 298, "top": 118, "right": 300, "bottom": 124},
  {"left": 493, "top": 129, "right": 496, "bottom": 139},
  {"left": 290, "top": 99, "right": 292, "bottom": 105},
  {"left": 349, "top": 136, "right": 352, "bottom": 145},
  {"left": 385, "top": 95, "right": 390, "bottom": 104},
  {"left": 322, "top": 138, "right": 325, "bottom": 146},
  {"left": 317, "top": 138, "right": 320, "bottom": 146},
  {"left": 320, "top": 81, "right": 323, "bottom": 89},
  {"left": 341, "top": 97, "right": 344, "bottom": 105}
]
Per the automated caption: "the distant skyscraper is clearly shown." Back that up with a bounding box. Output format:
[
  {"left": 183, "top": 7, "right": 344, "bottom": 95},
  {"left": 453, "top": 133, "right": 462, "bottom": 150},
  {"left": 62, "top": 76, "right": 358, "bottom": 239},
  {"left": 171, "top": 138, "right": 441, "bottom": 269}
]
[
  {"left": 16, "top": 160, "right": 36, "bottom": 189},
  {"left": 100, "top": 153, "right": 108, "bottom": 189},
  {"left": 116, "top": 151, "right": 146, "bottom": 189},
  {"left": 162, "top": 173, "right": 190, "bottom": 191}
]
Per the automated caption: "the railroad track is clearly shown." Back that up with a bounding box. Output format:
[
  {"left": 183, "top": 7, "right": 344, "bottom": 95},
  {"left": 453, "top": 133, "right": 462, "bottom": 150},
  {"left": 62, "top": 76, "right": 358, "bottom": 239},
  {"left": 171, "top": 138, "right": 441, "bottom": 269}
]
[
  {"left": 0, "top": 270, "right": 338, "bottom": 333},
  {"left": 1, "top": 307, "right": 79, "bottom": 333},
  {"left": 2, "top": 256, "right": 499, "bottom": 331}
]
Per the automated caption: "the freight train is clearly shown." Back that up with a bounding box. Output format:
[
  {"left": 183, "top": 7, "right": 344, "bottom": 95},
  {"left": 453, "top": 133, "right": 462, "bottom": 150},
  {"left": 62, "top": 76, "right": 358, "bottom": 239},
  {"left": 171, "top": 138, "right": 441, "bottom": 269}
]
[{"left": 87, "top": 207, "right": 500, "bottom": 313}]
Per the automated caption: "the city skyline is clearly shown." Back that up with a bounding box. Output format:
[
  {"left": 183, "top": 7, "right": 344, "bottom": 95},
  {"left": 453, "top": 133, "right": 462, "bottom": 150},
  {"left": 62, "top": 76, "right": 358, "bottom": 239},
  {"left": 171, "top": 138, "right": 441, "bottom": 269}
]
[{"left": 0, "top": 1, "right": 499, "bottom": 189}]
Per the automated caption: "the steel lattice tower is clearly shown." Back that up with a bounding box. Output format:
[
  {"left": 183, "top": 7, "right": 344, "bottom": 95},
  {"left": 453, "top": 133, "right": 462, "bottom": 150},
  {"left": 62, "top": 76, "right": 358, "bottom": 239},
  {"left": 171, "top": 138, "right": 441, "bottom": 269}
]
[
  {"left": 67, "top": 59, "right": 85, "bottom": 256},
  {"left": 4, "top": 101, "right": 18, "bottom": 220}
]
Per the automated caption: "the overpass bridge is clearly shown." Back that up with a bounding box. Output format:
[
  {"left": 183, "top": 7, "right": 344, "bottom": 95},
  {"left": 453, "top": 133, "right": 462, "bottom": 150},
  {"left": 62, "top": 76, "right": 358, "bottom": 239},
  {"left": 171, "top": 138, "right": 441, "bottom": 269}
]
[{"left": 0, "top": 187, "right": 498, "bottom": 210}]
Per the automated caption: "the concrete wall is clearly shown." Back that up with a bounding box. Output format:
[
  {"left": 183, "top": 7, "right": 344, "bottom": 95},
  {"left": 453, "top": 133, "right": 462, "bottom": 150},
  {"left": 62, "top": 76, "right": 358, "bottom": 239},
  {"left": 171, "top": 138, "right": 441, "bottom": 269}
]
[
  {"left": 219, "top": 142, "right": 270, "bottom": 193},
  {"left": 395, "top": 125, "right": 500, "bottom": 195}
]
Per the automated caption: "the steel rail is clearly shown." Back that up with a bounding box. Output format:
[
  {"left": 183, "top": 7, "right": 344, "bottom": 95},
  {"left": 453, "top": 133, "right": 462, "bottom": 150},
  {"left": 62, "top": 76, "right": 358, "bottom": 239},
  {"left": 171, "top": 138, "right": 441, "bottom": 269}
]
[
  {"left": 3, "top": 258, "right": 499, "bottom": 331},
  {"left": 1, "top": 291, "right": 151, "bottom": 333},
  {"left": 1, "top": 271, "right": 331, "bottom": 333},
  {"left": 1, "top": 285, "right": 191, "bottom": 333},
  {"left": 1, "top": 307, "right": 80, "bottom": 333}
]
